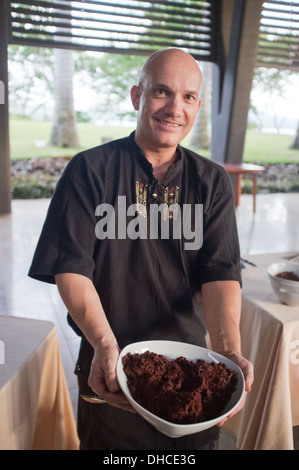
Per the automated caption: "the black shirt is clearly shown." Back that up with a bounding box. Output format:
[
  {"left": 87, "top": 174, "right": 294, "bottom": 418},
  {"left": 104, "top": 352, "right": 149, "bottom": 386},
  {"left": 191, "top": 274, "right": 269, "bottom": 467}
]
[{"left": 28, "top": 132, "right": 241, "bottom": 349}]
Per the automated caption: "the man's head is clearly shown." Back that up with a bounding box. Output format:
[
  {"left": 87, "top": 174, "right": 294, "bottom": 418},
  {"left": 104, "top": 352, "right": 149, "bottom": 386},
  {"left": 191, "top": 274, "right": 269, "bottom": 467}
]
[{"left": 131, "top": 48, "right": 202, "bottom": 155}]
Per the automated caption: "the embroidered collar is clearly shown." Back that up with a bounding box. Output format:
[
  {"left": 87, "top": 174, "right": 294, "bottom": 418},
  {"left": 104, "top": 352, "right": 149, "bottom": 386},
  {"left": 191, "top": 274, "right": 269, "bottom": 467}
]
[{"left": 127, "top": 131, "right": 184, "bottom": 184}]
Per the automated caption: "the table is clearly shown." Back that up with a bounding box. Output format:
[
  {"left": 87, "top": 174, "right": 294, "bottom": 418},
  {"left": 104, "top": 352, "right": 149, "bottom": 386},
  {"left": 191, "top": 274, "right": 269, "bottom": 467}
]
[
  {"left": 222, "top": 163, "right": 265, "bottom": 213},
  {"left": 0, "top": 315, "right": 79, "bottom": 450},
  {"left": 226, "top": 252, "right": 299, "bottom": 450}
]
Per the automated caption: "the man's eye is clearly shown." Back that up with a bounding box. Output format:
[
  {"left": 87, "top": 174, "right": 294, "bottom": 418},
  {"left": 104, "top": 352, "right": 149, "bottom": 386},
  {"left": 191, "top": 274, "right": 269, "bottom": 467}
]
[{"left": 154, "top": 89, "right": 167, "bottom": 97}]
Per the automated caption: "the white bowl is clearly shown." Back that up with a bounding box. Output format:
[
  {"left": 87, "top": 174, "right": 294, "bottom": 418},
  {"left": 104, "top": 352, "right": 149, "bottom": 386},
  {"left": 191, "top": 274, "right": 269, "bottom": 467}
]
[
  {"left": 267, "top": 262, "right": 299, "bottom": 306},
  {"left": 269, "top": 285, "right": 299, "bottom": 307},
  {"left": 116, "top": 340, "right": 245, "bottom": 438}
]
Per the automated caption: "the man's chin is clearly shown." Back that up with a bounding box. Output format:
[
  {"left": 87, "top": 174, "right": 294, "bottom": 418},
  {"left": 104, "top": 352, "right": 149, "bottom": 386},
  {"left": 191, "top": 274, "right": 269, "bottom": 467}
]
[{"left": 154, "top": 130, "right": 184, "bottom": 148}]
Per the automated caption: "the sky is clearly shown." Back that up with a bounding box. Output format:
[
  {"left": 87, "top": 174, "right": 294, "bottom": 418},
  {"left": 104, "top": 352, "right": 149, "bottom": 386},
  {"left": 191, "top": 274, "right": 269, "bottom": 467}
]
[{"left": 249, "top": 72, "right": 299, "bottom": 132}]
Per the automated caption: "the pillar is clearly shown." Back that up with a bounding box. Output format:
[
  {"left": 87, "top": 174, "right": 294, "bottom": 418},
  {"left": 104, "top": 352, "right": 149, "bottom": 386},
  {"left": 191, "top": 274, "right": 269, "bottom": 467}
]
[{"left": 0, "top": 0, "right": 11, "bottom": 214}]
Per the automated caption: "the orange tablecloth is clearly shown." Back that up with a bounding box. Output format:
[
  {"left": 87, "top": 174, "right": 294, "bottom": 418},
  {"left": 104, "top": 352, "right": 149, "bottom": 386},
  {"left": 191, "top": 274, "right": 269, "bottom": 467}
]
[
  {"left": 226, "top": 252, "right": 299, "bottom": 450},
  {"left": 0, "top": 315, "right": 79, "bottom": 450}
]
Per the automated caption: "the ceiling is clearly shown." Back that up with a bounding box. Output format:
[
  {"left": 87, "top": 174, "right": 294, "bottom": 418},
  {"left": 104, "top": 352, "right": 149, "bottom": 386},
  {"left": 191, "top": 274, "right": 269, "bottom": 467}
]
[{"left": 7, "top": 0, "right": 299, "bottom": 71}]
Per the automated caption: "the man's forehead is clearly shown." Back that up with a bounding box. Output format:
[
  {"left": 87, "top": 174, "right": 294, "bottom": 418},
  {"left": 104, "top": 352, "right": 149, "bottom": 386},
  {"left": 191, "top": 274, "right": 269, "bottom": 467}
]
[
  {"left": 138, "top": 49, "right": 202, "bottom": 90},
  {"left": 152, "top": 62, "right": 200, "bottom": 83}
]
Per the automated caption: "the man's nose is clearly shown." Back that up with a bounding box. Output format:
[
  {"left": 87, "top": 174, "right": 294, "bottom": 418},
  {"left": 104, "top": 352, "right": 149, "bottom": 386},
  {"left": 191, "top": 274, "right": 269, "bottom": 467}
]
[{"left": 165, "top": 95, "right": 183, "bottom": 117}]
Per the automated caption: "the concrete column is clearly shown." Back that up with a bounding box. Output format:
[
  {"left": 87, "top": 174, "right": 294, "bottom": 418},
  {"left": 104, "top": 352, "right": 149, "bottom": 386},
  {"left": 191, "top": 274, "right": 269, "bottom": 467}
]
[
  {"left": 0, "top": 0, "right": 11, "bottom": 214},
  {"left": 225, "top": 0, "right": 264, "bottom": 163},
  {"left": 212, "top": 0, "right": 263, "bottom": 164}
]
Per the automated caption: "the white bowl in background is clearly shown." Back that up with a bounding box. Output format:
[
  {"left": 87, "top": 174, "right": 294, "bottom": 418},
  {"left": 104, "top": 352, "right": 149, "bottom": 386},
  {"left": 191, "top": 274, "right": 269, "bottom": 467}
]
[
  {"left": 116, "top": 340, "right": 244, "bottom": 438},
  {"left": 267, "top": 262, "right": 299, "bottom": 306}
]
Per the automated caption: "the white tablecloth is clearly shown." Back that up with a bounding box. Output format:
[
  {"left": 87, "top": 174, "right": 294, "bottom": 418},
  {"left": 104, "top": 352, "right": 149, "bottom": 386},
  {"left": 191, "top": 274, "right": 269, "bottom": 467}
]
[{"left": 226, "top": 253, "right": 299, "bottom": 450}]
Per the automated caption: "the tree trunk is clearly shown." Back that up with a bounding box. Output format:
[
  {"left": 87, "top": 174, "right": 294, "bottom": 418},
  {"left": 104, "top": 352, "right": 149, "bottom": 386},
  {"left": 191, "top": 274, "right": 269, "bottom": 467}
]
[
  {"left": 290, "top": 120, "right": 299, "bottom": 149},
  {"left": 189, "top": 61, "right": 212, "bottom": 150},
  {"left": 50, "top": 48, "right": 79, "bottom": 148}
]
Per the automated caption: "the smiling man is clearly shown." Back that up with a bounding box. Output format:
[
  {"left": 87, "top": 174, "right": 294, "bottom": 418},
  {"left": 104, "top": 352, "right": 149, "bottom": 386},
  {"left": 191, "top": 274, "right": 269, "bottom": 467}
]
[
  {"left": 131, "top": 49, "right": 202, "bottom": 167},
  {"left": 29, "top": 48, "right": 253, "bottom": 451}
]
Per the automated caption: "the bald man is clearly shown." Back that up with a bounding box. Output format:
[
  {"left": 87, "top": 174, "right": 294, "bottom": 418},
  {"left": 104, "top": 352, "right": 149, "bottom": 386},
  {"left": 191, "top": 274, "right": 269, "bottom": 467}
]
[{"left": 29, "top": 48, "right": 253, "bottom": 450}]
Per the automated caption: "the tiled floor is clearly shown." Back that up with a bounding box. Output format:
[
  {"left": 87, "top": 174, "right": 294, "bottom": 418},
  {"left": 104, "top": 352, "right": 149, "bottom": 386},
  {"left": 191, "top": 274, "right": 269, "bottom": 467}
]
[
  {"left": 0, "top": 192, "right": 298, "bottom": 448},
  {"left": 236, "top": 192, "right": 299, "bottom": 255},
  {"left": 0, "top": 198, "right": 80, "bottom": 412}
]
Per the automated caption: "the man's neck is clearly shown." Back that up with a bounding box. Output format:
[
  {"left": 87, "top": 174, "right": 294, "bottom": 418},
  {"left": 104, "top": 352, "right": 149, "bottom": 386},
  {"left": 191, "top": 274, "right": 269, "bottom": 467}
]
[
  {"left": 147, "top": 151, "right": 178, "bottom": 180},
  {"left": 134, "top": 135, "right": 178, "bottom": 180}
]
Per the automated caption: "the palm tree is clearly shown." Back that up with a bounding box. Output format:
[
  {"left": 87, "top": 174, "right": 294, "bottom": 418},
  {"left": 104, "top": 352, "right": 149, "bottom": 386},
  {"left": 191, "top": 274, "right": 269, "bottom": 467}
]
[
  {"left": 189, "top": 61, "right": 212, "bottom": 150},
  {"left": 290, "top": 120, "right": 299, "bottom": 149},
  {"left": 50, "top": 47, "right": 79, "bottom": 147},
  {"left": 49, "top": 0, "right": 79, "bottom": 148}
]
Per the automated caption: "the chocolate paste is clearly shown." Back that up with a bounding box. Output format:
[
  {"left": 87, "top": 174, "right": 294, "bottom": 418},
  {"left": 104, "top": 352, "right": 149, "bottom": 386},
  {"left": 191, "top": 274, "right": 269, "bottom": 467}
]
[
  {"left": 122, "top": 351, "right": 238, "bottom": 424},
  {"left": 276, "top": 271, "right": 299, "bottom": 282}
]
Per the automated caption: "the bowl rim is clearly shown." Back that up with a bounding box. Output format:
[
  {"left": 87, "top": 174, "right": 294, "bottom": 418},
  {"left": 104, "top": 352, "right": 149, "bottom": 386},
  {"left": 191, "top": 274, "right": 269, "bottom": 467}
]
[
  {"left": 117, "top": 340, "right": 245, "bottom": 431},
  {"left": 267, "top": 262, "right": 299, "bottom": 285}
]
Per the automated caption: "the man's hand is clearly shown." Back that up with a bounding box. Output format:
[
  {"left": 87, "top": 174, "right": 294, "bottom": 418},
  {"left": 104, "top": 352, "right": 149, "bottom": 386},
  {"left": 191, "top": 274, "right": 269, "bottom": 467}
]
[
  {"left": 217, "top": 352, "right": 254, "bottom": 426},
  {"left": 55, "top": 273, "right": 136, "bottom": 413},
  {"left": 201, "top": 280, "right": 254, "bottom": 426},
  {"left": 88, "top": 335, "right": 136, "bottom": 413}
]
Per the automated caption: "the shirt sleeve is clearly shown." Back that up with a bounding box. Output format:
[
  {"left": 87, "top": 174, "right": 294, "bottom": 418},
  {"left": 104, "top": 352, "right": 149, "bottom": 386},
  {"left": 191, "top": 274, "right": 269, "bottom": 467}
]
[
  {"left": 28, "top": 153, "right": 100, "bottom": 284},
  {"left": 197, "top": 165, "right": 242, "bottom": 286}
]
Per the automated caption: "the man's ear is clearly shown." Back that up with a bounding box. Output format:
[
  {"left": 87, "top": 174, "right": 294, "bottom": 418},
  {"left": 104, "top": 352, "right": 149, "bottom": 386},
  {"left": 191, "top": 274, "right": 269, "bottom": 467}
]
[
  {"left": 197, "top": 97, "right": 202, "bottom": 113},
  {"left": 131, "top": 85, "right": 141, "bottom": 111}
]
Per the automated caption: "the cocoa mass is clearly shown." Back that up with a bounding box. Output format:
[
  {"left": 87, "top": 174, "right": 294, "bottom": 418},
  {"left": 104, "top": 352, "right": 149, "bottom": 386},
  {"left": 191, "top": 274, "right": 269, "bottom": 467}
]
[
  {"left": 122, "top": 350, "right": 238, "bottom": 424},
  {"left": 276, "top": 271, "right": 299, "bottom": 282}
]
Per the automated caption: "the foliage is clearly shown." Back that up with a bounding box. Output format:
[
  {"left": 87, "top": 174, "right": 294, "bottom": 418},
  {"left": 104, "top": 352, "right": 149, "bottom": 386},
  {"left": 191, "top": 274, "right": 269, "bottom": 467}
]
[
  {"left": 9, "top": 118, "right": 299, "bottom": 198},
  {"left": 11, "top": 156, "right": 69, "bottom": 198},
  {"left": 74, "top": 52, "right": 147, "bottom": 121},
  {"left": 11, "top": 158, "right": 299, "bottom": 200},
  {"left": 11, "top": 174, "right": 57, "bottom": 199},
  {"left": 8, "top": 45, "right": 54, "bottom": 118},
  {"left": 250, "top": 67, "right": 298, "bottom": 134},
  {"left": 252, "top": 67, "right": 294, "bottom": 95},
  {"left": 8, "top": 45, "right": 148, "bottom": 122}
]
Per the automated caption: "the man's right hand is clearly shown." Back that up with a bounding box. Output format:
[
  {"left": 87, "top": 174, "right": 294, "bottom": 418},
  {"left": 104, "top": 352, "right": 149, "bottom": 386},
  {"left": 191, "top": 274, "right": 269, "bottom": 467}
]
[
  {"left": 88, "top": 336, "right": 136, "bottom": 413},
  {"left": 55, "top": 273, "right": 136, "bottom": 413}
]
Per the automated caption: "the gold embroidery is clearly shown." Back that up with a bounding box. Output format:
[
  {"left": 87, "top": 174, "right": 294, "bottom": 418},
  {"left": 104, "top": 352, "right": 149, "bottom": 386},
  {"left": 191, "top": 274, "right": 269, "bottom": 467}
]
[
  {"left": 136, "top": 181, "right": 148, "bottom": 217},
  {"left": 136, "top": 181, "right": 180, "bottom": 219},
  {"left": 163, "top": 186, "right": 180, "bottom": 220}
]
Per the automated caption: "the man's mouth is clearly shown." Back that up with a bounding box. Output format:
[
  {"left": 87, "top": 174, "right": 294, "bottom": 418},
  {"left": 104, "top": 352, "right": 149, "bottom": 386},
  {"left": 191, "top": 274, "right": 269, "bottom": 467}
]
[{"left": 155, "top": 118, "right": 181, "bottom": 128}]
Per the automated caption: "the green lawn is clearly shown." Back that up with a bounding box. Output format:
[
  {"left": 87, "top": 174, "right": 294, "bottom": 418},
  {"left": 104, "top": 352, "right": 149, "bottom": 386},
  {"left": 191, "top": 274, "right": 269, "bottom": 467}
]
[
  {"left": 9, "top": 117, "right": 299, "bottom": 163},
  {"left": 9, "top": 118, "right": 136, "bottom": 159},
  {"left": 188, "top": 130, "right": 299, "bottom": 163},
  {"left": 243, "top": 130, "right": 299, "bottom": 163}
]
